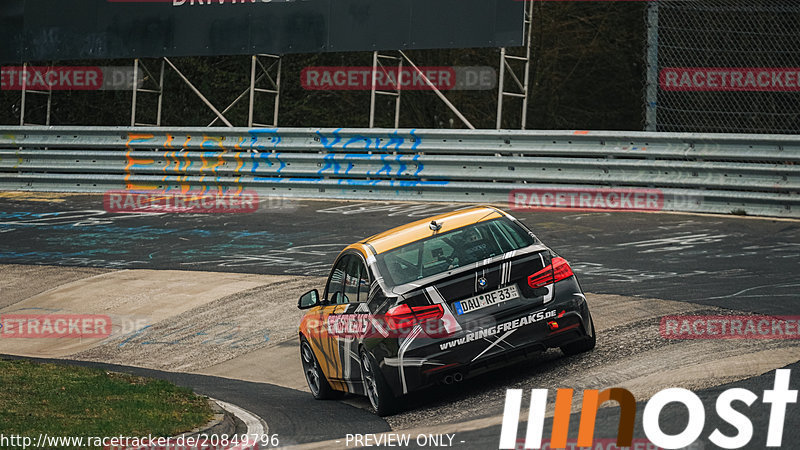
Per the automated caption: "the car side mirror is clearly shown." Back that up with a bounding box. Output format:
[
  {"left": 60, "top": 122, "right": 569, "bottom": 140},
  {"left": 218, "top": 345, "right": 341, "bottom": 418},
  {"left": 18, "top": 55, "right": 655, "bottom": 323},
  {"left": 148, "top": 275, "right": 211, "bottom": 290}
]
[{"left": 298, "top": 289, "right": 320, "bottom": 309}]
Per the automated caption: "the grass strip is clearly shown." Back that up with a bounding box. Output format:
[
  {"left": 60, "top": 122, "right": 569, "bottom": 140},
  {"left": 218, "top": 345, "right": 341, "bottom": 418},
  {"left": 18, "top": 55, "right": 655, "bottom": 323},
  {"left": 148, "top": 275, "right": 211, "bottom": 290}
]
[{"left": 0, "top": 359, "right": 213, "bottom": 447}]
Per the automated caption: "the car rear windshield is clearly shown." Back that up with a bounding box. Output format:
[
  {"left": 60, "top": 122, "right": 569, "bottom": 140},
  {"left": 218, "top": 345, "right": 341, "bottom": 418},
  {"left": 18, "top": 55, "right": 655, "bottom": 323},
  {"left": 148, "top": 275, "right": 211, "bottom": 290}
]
[{"left": 375, "top": 218, "right": 537, "bottom": 287}]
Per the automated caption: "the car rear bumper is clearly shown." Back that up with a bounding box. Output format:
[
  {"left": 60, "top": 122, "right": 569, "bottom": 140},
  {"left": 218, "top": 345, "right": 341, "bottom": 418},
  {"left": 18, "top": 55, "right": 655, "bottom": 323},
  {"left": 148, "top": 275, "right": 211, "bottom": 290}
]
[{"left": 379, "top": 281, "right": 592, "bottom": 396}]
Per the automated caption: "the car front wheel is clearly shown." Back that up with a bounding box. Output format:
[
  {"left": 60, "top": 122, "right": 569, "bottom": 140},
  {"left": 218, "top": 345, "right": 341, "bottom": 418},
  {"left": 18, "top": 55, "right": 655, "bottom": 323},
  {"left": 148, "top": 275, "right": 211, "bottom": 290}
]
[{"left": 300, "top": 337, "right": 342, "bottom": 400}]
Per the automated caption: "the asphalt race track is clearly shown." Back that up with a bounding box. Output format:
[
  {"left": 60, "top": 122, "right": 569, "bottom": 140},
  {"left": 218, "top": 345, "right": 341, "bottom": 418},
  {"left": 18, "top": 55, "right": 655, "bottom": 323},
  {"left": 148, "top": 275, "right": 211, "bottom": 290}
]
[
  {"left": 1, "top": 192, "right": 799, "bottom": 449},
  {"left": 1, "top": 194, "right": 798, "bottom": 312}
]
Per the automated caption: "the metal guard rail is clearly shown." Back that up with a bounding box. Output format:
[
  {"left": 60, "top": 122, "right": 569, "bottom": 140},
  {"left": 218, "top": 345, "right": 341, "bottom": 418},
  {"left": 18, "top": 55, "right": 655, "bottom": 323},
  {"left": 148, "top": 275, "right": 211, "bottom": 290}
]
[{"left": 0, "top": 127, "right": 798, "bottom": 218}]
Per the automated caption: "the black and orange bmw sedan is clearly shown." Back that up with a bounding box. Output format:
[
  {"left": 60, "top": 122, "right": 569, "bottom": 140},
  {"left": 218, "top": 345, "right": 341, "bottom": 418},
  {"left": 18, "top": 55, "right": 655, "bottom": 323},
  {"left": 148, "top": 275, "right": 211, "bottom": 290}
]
[{"left": 297, "top": 206, "right": 595, "bottom": 415}]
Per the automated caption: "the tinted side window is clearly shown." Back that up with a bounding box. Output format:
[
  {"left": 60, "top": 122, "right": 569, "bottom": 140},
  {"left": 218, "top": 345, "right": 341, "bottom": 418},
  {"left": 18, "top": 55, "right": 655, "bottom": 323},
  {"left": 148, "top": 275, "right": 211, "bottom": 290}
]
[
  {"left": 326, "top": 255, "right": 350, "bottom": 304},
  {"left": 342, "top": 255, "right": 361, "bottom": 304},
  {"left": 358, "top": 260, "right": 371, "bottom": 303}
]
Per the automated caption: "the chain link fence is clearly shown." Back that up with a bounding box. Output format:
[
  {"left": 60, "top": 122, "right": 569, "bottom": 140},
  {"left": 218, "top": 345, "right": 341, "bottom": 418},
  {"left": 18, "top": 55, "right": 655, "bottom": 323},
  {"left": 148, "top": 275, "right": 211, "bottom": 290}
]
[{"left": 646, "top": 0, "right": 800, "bottom": 134}]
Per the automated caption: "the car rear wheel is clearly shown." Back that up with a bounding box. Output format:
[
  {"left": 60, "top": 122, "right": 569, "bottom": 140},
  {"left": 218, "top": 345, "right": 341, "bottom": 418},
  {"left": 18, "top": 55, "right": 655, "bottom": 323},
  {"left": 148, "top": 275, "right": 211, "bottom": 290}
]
[
  {"left": 360, "top": 350, "right": 399, "bottom": 416},
  {"left": 300, "top": 337, "right": 342, "bottom": 400},
  {"left": 560, "top": 314, "right": 596, "bottom": 356}
]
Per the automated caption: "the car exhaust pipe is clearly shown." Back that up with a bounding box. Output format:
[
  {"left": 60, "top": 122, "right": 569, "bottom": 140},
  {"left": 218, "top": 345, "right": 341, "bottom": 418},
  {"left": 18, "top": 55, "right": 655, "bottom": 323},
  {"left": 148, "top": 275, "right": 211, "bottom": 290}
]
[
  {"left": 442, "top": 375, "right": 454, "bottom": 385},
  {"left": 453, "top": 372, "right": 463, "bottom": 383}
]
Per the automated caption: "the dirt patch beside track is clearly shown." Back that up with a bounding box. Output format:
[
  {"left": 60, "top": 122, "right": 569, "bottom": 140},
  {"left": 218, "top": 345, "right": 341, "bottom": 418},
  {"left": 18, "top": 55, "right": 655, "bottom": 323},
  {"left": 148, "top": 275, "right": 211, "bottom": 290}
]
[
  {"left": 0, "top": 264, "right": 111, "bottom": 310},
  {"left": 74, "top": 275, "right": 324, "bottom": 375}
]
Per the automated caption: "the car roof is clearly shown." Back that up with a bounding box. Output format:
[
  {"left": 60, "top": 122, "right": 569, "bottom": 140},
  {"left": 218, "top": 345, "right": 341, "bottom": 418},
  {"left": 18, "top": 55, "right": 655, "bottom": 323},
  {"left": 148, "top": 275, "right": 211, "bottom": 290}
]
[{"left": 351, "top": 206, "right": 507, "bottom": 255}]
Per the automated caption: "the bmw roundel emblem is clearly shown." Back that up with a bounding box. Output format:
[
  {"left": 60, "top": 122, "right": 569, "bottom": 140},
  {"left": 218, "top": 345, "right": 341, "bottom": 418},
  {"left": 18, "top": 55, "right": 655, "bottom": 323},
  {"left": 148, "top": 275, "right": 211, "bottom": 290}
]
[{"left": 477, "top": 277, "right": 487, "bottom": 288}]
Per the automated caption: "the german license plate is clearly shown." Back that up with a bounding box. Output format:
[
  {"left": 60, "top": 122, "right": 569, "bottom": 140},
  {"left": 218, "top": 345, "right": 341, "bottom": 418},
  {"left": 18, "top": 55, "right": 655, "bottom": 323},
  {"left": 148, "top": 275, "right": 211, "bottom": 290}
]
[{"left": 453, "top": 285, "right": 520, "bottom": 315}]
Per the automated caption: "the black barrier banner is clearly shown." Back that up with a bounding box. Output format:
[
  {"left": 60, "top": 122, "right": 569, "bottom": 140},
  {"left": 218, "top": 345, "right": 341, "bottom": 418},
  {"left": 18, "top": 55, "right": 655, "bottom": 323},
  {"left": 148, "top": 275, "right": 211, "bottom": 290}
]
[{"left": 0, "top": 0, "right": 523, "bottom": 63}]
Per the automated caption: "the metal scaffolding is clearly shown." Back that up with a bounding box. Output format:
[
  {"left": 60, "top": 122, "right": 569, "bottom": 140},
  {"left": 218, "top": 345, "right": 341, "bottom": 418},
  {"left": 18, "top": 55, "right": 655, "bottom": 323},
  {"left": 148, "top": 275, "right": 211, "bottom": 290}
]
[
  {"left": 368, "top": 51, "right": 403, "bottom": 129},
  {"left": 248, "top": 54, "right": 281, "bottom": 127},
  {"left": 367, "top": 3, "right": 533, "bottom": 130},
  {"left": 367, "top": 50, "right": 478, "bottom": 130},
  {"left": 128, "top": 55, "right": 283, "bottom": 128},
  {"left": 18, "top": 62, "right": 53, "bottom": 126},
  {"left": 496, "top": 0, "right": 534, "bottom": 130},
  {"left": 11, "top": 4, "right": 531, "bottom": 130},
  {"left": 400, "top": 51, "right": 476, "bottom": 130},
  {"left": 130, "top": 58, "right": 165, "bottom": 127}
]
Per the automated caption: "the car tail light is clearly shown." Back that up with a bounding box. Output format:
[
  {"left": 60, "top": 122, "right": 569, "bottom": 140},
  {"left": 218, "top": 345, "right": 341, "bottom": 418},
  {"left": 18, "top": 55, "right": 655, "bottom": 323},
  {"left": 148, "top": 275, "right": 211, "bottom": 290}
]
[
  {"left": 527, "top": 266, "right": 553, "bottom": 289},
  {"left": 385, "top": 304, "right": 444, "bottom": 330},
  {"left": 552, "top": 257, "right": 574, "bottom": 281},
  {"left": 527, "top": 257, "right": 574, "bottom": 289}
]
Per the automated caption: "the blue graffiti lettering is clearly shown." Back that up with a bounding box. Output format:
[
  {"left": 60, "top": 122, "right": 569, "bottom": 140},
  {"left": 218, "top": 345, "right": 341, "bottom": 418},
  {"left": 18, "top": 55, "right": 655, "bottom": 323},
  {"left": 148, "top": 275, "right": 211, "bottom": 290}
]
[
  {"left": 316, "top": 128, "right": 342, "bottom": 149},
  {"left": 315, "top": 129, "right": 422, "bottom": 151},
  {"left": 248, "top": 128, "right": 282, "bottom": 152}
]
